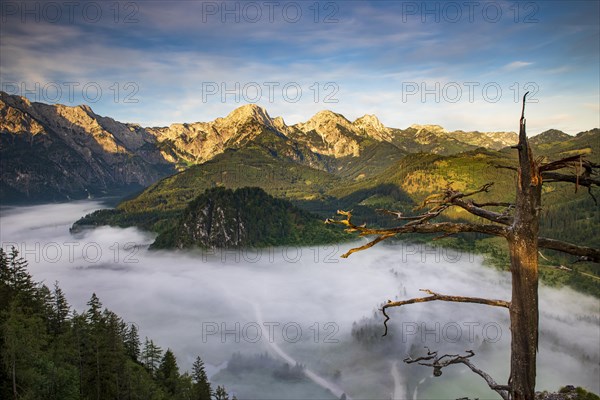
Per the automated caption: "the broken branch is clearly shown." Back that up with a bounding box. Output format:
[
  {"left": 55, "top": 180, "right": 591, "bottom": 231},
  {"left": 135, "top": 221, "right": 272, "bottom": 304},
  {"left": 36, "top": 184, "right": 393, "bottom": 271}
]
[
  {"left": 403, "top": 348, "right": 510, "bottom": 400},
  {"left": 381, "top": 289, "right": 509, "bottom": 336}
]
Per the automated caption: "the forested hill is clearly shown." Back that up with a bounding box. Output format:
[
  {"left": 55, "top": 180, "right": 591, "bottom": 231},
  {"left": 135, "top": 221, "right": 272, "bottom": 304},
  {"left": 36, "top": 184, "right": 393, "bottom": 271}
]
[
  {"left": 152, "top": 187, "right": 348, "bottom": 248},
  {"left": 0, "top": 247, "right": 233, "bottom": 399},
  {"left": 74, "top": 187, "right": 349, "bottom": 249}
]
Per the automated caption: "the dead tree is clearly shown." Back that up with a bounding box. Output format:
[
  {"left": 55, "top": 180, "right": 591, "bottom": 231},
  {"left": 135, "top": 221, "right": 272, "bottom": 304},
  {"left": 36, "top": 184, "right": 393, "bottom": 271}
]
[{"left": 327, "top": 93, "right": 600, "bottom": 400}]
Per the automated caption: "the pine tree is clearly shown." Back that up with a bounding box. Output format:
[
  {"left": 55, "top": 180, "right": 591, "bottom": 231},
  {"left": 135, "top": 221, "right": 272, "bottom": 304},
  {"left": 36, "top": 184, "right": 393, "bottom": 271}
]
[
  {"left": 36, "top": 283, "right": 55, "bottom": 327},
  {"left": 0, "top": 248, "right": 9, "bottom": 311},
  {"left": 51, "top": 282, "right": 70, "bottom": 335},
  {"left": 214, "top": 385, "right": 229, "bottom": 400},
  {"left": 1, "top": 300, "right": 47, "bottom": 399},
  {"left": 1, "top": 248, "right": 35, "bottom": 298},
  {"left": 86, "top": 293, "right": 103, "bottom": 327},
  {"left": 192, "top": 355, "right": 212, "bottom": 400},
  {"left": 142, "top": 338, "right": 162, "bottom": 376},
  {"left": 157, "top": 349, "right": 179, "bottom": 395},
  {"left": 125, "top": 324, "right": 141, "bottom": 362}
]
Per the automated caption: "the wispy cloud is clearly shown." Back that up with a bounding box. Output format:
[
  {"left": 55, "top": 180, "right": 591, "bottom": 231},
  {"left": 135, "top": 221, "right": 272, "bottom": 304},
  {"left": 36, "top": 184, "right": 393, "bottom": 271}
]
[
  {"left": 0, "top": 1, "right": 598, "bottom": 133},
  {"left": 503, "top": 61, "right": 533, "bottom": 71}
]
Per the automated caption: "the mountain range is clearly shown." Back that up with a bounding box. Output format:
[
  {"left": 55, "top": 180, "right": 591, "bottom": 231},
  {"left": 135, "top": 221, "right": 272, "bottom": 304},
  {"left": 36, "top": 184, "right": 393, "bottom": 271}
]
[
  {"left": 2, "top": 91, "right": 522, "bottom": 203},
  {"left": 3, "top": 91, "right": 599, "bottom": 293}
]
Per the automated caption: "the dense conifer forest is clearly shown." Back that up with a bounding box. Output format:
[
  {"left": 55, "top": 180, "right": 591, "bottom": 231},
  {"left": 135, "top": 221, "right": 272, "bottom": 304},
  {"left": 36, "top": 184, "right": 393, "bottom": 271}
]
[{"left": 0, "top": 248, "right": 234, "bottom": 400}]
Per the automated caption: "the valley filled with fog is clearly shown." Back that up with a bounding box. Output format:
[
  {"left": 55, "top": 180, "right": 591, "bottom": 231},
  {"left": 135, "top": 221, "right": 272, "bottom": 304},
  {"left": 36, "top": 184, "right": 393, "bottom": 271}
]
[{"left": 1, "top": 201, "right": 598, "bottom": 399}]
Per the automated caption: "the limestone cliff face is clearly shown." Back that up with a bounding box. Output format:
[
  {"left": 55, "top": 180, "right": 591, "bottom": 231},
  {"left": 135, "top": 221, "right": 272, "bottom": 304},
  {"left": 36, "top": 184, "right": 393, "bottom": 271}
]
[
  {"left": 147, "top": 104, "right": 277, "bottom": 164},
  {"left": 353, "top": 114, "right": 393, "bottom": 142},
  {"left": 0, "top": 92, "right": 173, "bottom": 202},
  {"left": 176, "top": 196, "right": 247, "bottom": 248},
  {"left": 152, "top": 187, "right": 316, "bottom": 249},
  {"left": 292, "top": 110, "right": 361, "bottom": 157}
]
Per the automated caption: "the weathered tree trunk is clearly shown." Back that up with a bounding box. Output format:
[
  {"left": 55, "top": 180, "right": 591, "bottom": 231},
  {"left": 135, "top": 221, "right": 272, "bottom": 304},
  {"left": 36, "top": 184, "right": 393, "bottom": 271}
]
[
  {"left": 12, "top": 358, "right": 17, "bottom": 400},
  {"left": 508, "top": 94, "right": 541, "bottom": 400}
]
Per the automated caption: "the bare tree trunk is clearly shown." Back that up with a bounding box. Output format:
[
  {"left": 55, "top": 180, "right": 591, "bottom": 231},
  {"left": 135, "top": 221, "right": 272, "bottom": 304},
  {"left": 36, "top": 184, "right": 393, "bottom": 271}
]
[
  {"left": 508, "top": 222, "right": 539, "bottom": 400},
  {"left": 508, "top": 93, "right": 541, "bottom": 400},
  {"left": 12, "top": 358, "right": 17, "bottom": 400}
]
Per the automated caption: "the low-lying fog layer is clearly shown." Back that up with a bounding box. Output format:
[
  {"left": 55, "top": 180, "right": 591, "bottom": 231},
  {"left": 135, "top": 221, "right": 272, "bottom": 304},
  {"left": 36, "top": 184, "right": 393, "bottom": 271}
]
[{"left": 1, "top": 201, "right": 598, "bottom": 399}]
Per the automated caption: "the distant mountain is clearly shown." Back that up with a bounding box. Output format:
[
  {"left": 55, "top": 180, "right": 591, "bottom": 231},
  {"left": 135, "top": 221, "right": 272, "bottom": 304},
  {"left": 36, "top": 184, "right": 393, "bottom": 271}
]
[
  {"left": 0, "top": 92, "right": 173, "bottom": 202},
  {"left": 1, "top": 91, "right": 594, "bottom": 205},
  {"left": 529, "top": 129, "right": 572, "bottom": 145},
  {"left": 528, "top": 128, "right": 599, "bottom": 160},
  {"left": 445, "top": 129, "right": 518, "bottom": 150}
]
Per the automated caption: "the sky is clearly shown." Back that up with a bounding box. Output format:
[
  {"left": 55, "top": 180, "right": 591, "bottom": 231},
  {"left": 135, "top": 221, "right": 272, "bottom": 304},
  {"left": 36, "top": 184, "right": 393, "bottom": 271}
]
[{"left": 1, "top": 0, "right": 599, "bottom": 134}]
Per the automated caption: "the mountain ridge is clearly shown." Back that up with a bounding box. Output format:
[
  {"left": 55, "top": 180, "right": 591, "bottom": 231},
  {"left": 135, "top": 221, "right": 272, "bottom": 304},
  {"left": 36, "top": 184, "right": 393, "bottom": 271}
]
[{"left": 1, "top": 91, "right": 596, "bottom": 204}]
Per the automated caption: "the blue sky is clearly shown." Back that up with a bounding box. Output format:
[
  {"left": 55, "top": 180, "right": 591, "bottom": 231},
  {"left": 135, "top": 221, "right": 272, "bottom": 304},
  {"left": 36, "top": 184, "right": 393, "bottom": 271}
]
[{"left": 1, "top": 0, "right": 599, "bottom": 134}]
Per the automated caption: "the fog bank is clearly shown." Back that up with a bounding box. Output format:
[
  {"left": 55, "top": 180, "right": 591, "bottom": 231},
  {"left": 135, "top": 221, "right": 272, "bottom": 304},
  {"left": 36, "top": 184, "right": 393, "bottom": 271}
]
[{"left": 1, "top": 201, "right": 598, "bottom": 399}]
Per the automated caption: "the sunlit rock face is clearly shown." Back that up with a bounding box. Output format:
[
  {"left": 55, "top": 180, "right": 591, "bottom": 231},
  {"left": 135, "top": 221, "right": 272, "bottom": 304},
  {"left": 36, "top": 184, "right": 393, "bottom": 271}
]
[
  {"left": 152, "top": 187, "right": 327, "bottom": 249},
  {"left": 0, "top": 92, "right": 173, "bottom": 203}
]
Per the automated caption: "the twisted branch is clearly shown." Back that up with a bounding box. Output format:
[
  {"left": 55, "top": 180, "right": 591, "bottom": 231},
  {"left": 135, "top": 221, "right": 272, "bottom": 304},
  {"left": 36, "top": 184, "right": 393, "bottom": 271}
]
[
  {"left": 381, "top": 289, "right": 509, "bottom": 336},
  {"left": 404, "top": 348, "right": 510, "bottom": 400},
  {"left": 326, "top": 209, "right": 509, "bottom": 258}
]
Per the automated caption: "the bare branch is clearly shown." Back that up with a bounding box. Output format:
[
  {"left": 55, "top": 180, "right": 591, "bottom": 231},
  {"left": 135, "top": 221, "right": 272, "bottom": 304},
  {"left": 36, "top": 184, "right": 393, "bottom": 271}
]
[
  {"left": 425, "top": 183, "right": 514, "bottom": 224},
  {"left": 327, "top": 209, "right": 509, "bottom": 258},
  {"left": 381, "top": 289, "right": 509, "bottom": 336},
  {"left": 539, "top": 155, "right": 598, "bottom": 173},
  {"left": 328, "top": 210, "right": 600, "bottom": 262},
  {"left": 539, "top": 155, "right": 600, "bottom": 204},
  {"left": 450, "top": 196, "right": 513, "bottom": 225},
  {"left": 538, "top": 253, "right": 600, "bottom": 281},
  {"left": 338, "top": 233, "right": 396, "bottom": 258},
  {"left": 538, "top": 237, "right": 600, "bottom": 263},
  {"left": 472, "top": 201, "right": 513, "bottom": 208},
  {"left": 403, "top": 348, "right": 510, "bottom": 400},
  {"left": 461, "top": 357, "right": 511, "bottom": 400},
  {"left": 375, "top": 209, "right": 441, "bottom": 221},
  {"left": 541, "top": 171, "right": 600, "bottom": 188}
]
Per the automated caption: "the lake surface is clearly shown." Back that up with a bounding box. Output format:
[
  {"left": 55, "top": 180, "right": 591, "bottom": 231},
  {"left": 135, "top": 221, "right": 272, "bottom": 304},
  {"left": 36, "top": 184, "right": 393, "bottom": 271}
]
[{"left": 1, "top": 201, "right": 598, "bottom": 399}]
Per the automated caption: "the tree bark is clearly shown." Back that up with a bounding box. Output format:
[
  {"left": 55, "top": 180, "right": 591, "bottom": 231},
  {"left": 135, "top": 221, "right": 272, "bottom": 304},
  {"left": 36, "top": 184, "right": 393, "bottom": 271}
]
[
  {"left": 508, "top": 93, "right": 540, "bottom": 400},
  {"left": 12, "top": 358, "right": 17, "bottom": 400},
  {"left": 508, "top": 226, "right": 539, "bottom": 400}
]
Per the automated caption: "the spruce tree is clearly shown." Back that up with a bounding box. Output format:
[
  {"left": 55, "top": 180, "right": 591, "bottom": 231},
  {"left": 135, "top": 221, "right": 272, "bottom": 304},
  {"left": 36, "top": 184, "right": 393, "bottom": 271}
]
[
  {"left": 1, "top": 300, "right": 47, "bottom": 399},
  {"left": 2, "top": 248, "right": 35, "bottom": 298},
  {"left": 50, "top": 282, "right": 70, "bottom": 335},
  {"left": 125, "top": 324, "right": 141, "bottom": 362},
  {"left": 214, "top": 385, "right": 229, "bottom": 400},
  {"left": 157, "top": 349, "right": 179, "bottom": 395},
  {"left": 142, "top": 338, "right": 162, "bottom": 375},
  {"left": 85, "top": 293, "right": 103, "bottom": 327},
  {"left": 192, "top": 355, "right": 212, "bottom": 400}
]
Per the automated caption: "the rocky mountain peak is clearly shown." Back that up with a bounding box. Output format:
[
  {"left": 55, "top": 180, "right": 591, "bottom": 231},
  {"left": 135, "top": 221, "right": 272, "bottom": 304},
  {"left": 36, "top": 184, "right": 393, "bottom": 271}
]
[
  {"left": 530, "top": 129, "right": 571, "bottom": 145},
  {"left": 308, "top": 110, "right": 351, "bottom": 125},
  {"left": 292, "top": 110, "right": 360, "bottom": 157},
  {"left": 353, "top": 114, "right": 392, "bottom": 141},
  {"left": 354, "top": 114, "right": 385, "bottom": 130},
  {"left": 296, "top": 110, "right": 354, "bottom": 134},
  {"left": 1, "top": 91, "right": 32, "bottom": 109},
  {"left": 221, "top": 103, "right": 274, "bottom": 127},
  {"left": 272, "top": 116, "right": 289, "bottom": 132},
  {"left": 78, "top": 104, "right": 94, "bottom": 115},
  {"left": 409, "top": 124, "right": 447, "bottom": 135}
]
